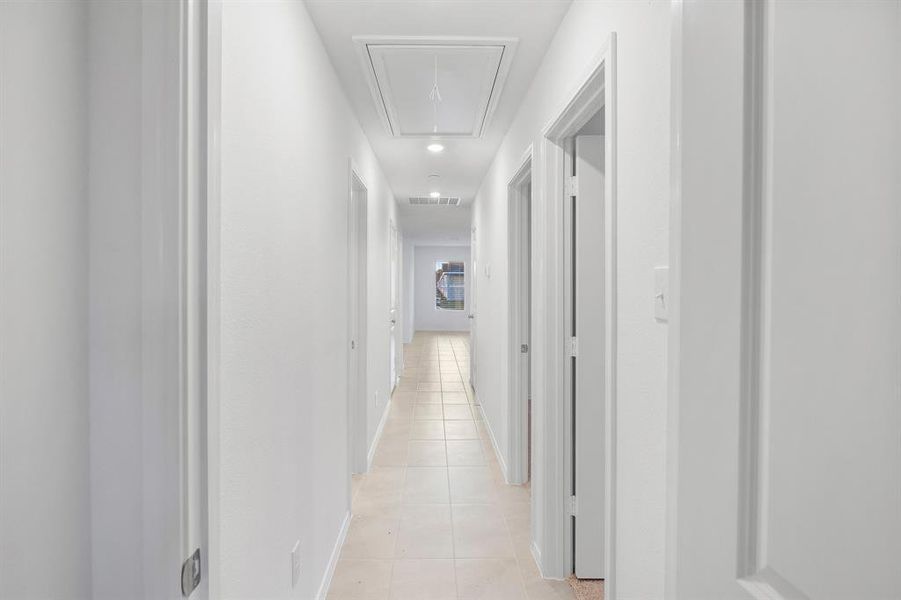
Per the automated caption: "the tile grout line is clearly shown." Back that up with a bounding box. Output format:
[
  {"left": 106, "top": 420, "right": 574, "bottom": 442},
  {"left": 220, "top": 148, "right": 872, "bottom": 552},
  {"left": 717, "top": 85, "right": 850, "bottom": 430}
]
[
  {"left": 447, "top": 333, "right": 471, "bottom": 600},
  {"left": 434, "top": 335, "right": 461, "bottom": 598},
  {"left": 442, "top": 338, "right": 462, "bottom": 599}
]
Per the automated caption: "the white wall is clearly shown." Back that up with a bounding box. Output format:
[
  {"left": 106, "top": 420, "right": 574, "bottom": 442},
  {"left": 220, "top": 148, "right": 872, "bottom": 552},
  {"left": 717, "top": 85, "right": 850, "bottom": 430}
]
[
  {"left": 217, "top": 2, "right": 397, "bottom": 598},
  {"left": 471, "top": 0, "right": 670, "bottom": 596},
  {"left": 0, "top": 2, "right": 93, "bottom": 597},
  {"left": 413, "top": 246, "right": 471, "bottom": 332}
]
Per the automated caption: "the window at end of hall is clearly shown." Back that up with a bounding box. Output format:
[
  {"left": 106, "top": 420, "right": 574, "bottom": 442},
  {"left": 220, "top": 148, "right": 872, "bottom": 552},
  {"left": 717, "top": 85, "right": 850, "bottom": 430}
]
[{"left": 435, "top": 261, "right": 464, "bottom": 311}]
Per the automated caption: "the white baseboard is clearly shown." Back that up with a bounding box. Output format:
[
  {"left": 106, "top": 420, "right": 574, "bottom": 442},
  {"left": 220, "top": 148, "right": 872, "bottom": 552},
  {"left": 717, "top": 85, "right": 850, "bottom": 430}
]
[
  {"left": 317, "top": 510, "right": 351, "bottom": 600},
  {"left": 476, "top": 396, "right": 509, "bottom": 483},
  {"left": 366, "top": 397, "right": 392, "bottom": 470},
  {"left": 530, "top": 541, "right": 546, "bottom": 577},
  {"left": 530, "top": 541, "right": 566, "bottom": 581}
]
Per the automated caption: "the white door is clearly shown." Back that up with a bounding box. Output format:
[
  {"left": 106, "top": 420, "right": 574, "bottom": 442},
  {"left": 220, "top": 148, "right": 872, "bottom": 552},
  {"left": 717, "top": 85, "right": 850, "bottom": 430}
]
[
  {"left": 519, "top": 181, "right": 532, "bottom": 482},
  {"left": 469, "top": 226, "right": 477, "bottom": 390},
  {"left": 389, "top": 220, "right": 399, "bottom": 391},
  {"left": 670, "top": 1, "right": 901, "bottom": 598},
  {"left": 568, "top": 134, "right": 605, "bottom": 578},
  {"left": 347, "top": 173, "right": 368, "bottom": 474}
]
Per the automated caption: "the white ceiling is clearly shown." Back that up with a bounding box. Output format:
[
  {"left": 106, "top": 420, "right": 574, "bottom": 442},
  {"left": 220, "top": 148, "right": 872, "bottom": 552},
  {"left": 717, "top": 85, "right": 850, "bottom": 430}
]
[
  {"left": 305, "top": 0, "right": 572, "bottom": 242},
  {"left": 400, "top": 204, "right": 472, "bottom": 246}
]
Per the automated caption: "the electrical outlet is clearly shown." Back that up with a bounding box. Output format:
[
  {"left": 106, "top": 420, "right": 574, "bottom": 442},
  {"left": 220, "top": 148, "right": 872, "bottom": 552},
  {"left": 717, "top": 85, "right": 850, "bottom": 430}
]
[{"left": 291, "top": 540, "right": 301, "bottom": 588}]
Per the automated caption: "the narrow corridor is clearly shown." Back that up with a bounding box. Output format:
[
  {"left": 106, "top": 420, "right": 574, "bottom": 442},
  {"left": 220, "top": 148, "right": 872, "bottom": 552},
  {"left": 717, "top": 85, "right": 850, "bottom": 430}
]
[{"left": 329, "top": 332, "right": 576, "bottom": 600}]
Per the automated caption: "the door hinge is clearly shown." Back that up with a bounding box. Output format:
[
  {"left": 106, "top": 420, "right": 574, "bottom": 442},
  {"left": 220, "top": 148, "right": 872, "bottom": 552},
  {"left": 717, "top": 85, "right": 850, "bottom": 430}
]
[
  {"left": 565, "top": 175, "right": 579, "bottom": 197},
  {"left": 181, "top": 548, "right": 201, "bottom": 597},
  {"left": 567, "top": 336, "right": 579, "bottom": 357},
  {"left": 520, "top": 343, "right": 529, "bottom": 354},
  {"left": 568, "top": 495, "right": 579, "bottom": 516}
]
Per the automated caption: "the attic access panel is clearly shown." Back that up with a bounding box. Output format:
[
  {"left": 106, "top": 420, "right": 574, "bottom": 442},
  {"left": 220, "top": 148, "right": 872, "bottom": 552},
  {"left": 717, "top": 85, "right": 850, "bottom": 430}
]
[{"left": 354, "top": 36, "right": 518, "bottom": 138}]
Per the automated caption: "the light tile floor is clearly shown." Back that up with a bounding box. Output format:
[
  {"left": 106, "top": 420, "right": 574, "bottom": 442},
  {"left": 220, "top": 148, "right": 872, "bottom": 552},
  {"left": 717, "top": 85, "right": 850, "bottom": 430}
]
[{"left": 329, "top": 331, "right": 577, "bottom": 600}]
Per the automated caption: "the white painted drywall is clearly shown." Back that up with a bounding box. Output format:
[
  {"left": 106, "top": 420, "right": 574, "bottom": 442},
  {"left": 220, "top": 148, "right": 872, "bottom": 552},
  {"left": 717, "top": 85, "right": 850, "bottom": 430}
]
[
  {"left": 413, "top": 246, "right": 471, "bottom": 332},
  {"left": 0, "top": 2, "right": 93, "bottom": 597},
  {"left": 470, "top": 0, "right": 670, "bottom": 594},
  {"left": 217, "top": 2, "right": 397, "bottom": 598}
]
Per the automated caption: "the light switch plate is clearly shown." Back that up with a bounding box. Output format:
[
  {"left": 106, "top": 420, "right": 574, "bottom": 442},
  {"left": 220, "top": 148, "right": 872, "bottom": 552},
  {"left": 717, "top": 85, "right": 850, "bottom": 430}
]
[
  {"left": 291, "top": 540, "right": 301, "bottom": 588},
  {"left": 654, "top": 266, "right": 669, "bottom": 322}
]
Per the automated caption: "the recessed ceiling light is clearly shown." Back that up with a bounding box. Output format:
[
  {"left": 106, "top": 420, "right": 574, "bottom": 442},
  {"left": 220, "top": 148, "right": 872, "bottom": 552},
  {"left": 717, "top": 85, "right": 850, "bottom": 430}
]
[
  {"left": 427, "top": 143, "right": 444, "bottom": 153},
  {"left": 430, "top": 191, "right": 441, "bottom": 198}
]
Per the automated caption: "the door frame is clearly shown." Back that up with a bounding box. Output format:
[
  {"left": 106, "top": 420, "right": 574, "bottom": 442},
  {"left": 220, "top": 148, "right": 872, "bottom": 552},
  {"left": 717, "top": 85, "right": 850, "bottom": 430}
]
[
  {"left": 347, "top": 161, "right": 369, "bottom": 477},
  {"left": 469, "top": 226, "right": 477, "bottom": 390},
  {"left": 179, "top": 0, "right": 210, "bottom": 597},
  {"left": 537, "top": 33, "right": 617, "bottom": 591},
  {"left": 141, "top": 0, "right": 211, "bottom": 597},
  {"left": 388, "top": 219, "right": 400, "bottom": 392},
  {"left": 507, "top": 147, "right": 533, "bottom": 486},
  {"left": 204, "top": 0, "right": 222, "bottom": 596}
]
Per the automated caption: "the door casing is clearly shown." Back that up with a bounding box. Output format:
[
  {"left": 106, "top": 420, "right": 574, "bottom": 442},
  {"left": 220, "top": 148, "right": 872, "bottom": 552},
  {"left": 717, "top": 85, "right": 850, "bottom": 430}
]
[
  {"left": 389, "top": 220, "right": 400, "bottom": 392},
  {"left": 507, "top": 149, "right": 533, "bottom": 486},
  {"left": 469, "top": 226, "right": 477, "bottom": 390},
  {"left": 347, "top": 164, "right": 369, "bottom": 476},
  {"left": 537, "top": 33, "right": 617, "bottom": 590},
  {"left": 141, "top": 0, "right": 210, "bottom": 597}
]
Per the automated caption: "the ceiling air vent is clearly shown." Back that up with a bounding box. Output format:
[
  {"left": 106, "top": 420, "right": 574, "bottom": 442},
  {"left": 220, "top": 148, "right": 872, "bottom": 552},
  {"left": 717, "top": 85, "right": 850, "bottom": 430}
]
[{"left": 409, "top": 196, "right": 461, "bottom": 206}]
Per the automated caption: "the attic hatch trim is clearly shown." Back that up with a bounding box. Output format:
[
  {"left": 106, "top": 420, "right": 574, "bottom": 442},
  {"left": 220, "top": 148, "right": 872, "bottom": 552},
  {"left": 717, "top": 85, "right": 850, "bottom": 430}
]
[{"left": 353, "top": 35, "right": 519, "bottom": 139}]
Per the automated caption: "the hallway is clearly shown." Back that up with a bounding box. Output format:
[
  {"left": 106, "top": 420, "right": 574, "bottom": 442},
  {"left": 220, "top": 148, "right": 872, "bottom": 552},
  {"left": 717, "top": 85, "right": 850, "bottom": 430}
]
[
  {"left": 3, "top": 1, "right": 900, "bottom": 599},
  {"left": 330, "top": 332, "right": 575, "bottom": 600}
]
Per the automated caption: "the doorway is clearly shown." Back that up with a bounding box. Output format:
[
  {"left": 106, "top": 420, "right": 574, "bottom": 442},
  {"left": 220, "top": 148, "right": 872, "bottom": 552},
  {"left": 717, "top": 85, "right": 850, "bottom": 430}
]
[
  {"left": 389, "top": 219, "right": 399, "bottom": 392},
  {"left": 347, "top": 164, "right": 369, "bottom": 476},
  {"left": 565, "top": 120, "right": 605, "bottom": 579},
  {"left": 538, "top": 33, "right": 615, "bottom": 587},
  {"left": 508, "top": 152, "right": 532, "bottom": 486},
  {"left": 468, "top": 226, "right": 477, "bottom": 390}
]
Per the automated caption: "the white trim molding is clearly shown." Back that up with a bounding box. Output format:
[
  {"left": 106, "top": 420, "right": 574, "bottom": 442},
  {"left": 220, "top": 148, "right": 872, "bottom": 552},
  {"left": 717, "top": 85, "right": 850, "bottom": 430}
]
[
  {"left": 316, "top": 511, "right": 352, "bottom": 600},
  {"left": 536, "top": 33, "right": 617, "bottom": 592},
  {"left": 347, "top": 160, "right": 370, "bottom": 476},
  {"left": 477, "top": 398, "right": 509, "bottom": 482},
  {"left": 737, "top": 3, "right": 800, "bottom": 599},
  {"left": 352, "top": 35, "right": 518, "bottom": 138},
  {"left": 366, "top": 398, "right": 393, "bottom": 472},
  {"left": 506, "top": 145, "right": 533, "bottom": 486},
  {"left": 204, "top": 1, "right": 223, "bottom": 597},
  {"left": 663, "top": 3, "right": 683, "bottom": 599}
]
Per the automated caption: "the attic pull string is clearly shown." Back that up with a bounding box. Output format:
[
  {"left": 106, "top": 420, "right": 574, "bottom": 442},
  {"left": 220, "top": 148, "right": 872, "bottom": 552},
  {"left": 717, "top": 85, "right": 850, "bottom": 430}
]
[{"left": 428, "top": 54, "right": 442, "bottom": 133}]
